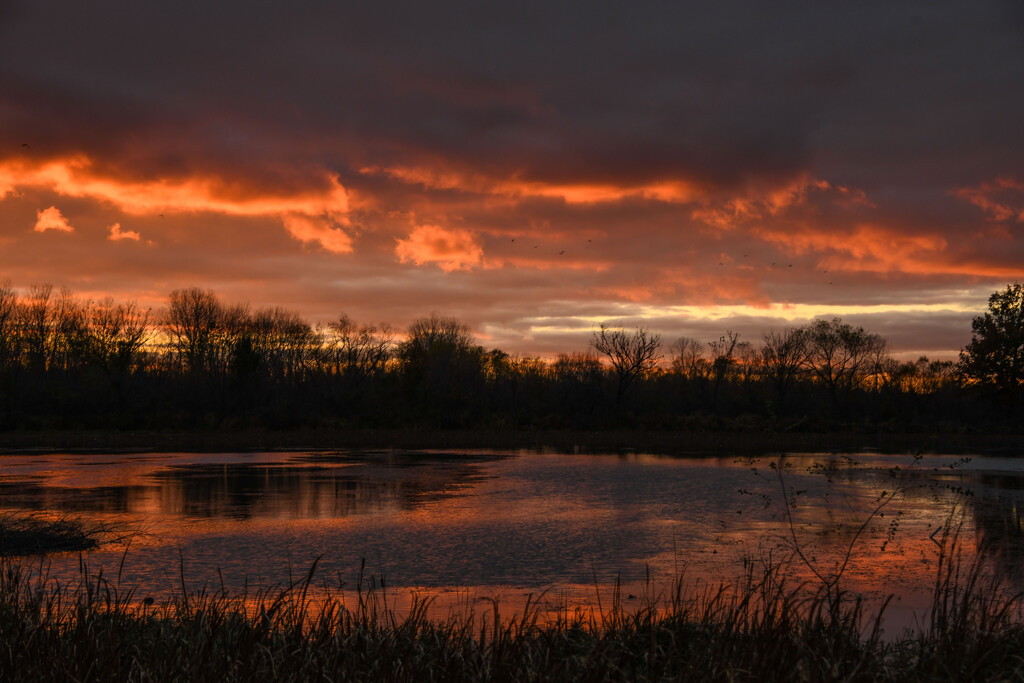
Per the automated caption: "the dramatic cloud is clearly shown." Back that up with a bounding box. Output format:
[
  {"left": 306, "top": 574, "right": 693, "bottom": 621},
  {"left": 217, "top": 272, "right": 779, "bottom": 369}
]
[
  {"left": 954, "top": 178, "right": 1024, "bottom": 222},
  {"left": 33, "top": 206, "right": 73, "bottom": 233},
  {"left": 0, "top": 157, "right": 351, "bottom": 249},
  {"left": 281, "top": 214, "right": 353, "bottom": 254},
  {"left": 362, "top": 165, "right": 703, "bottom": 205},
  {"left": 395, "top": 225, "right": 483, "bottom": 272},
  {"left": 107, "top": 223, "right": 140, "bottom": 241},
  {"left": 0, "top": 0, "right": 1021, "bottom": 358}
]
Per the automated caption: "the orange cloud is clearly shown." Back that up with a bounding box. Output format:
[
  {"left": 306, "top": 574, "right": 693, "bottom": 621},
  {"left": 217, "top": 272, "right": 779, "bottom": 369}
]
[
  {"left": 629, "top": 268, "right": 768, "bottom": 305},
  {"left": 691, "top": 178, "right": 868, "bottom": 230},
  {"left": 954, "top": 177, "right": 1024, "bottom": 222},
  {"left": 281, "top": 214, "right": 353, "bottom": 254},
  {"left": 500, "top": 179, "right": 700, "bottom": 204},
  {"left": 361, "top": 164, "right": 702, "bottom": 205},
  {"left": 492, "top": 256, "right": 612, "bottom": 271},
  {"left": 107, "top": 223, "right": 141, "bottom": 241},
  {"left": 753, "top": 223, "right": 959, "bottom": 274},
  {"left": 34, "top": 206, "right": 73, "bottom": 233},
  {"left": 395, "top": 224, "right": 483, "bottom": 271},
  {"left": 1, "top": 156, "right": 352, "bottom": 252}
]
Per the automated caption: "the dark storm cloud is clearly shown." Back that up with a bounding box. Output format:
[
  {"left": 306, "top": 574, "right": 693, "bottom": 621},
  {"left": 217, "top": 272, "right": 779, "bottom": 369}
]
[
  {"left": 1, "top": 0, "right": 1021, "bottom": 359},
  {"left": 2, "top": 1, "right": 1020, "bottom": 189}
]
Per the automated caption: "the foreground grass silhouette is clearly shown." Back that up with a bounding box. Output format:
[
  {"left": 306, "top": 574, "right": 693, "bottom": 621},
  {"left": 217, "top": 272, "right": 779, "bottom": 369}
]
[{"left": 2, "top": 542, "right": 1023, "bottom": 683}]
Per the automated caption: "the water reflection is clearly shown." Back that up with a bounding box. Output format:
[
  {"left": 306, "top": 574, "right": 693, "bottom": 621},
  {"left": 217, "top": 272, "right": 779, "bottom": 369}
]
[
  {"left": 0, "top": 449, "right": 1023, "bottom": 623},
  {"left": 0, "top": 451, "right": 501, "bottom": 519}
]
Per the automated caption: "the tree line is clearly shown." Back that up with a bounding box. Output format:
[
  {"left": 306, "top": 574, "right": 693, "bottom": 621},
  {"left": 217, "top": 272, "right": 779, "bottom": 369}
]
[{"left": 0, "top": 279, "right": 1020, "bottom": 432}]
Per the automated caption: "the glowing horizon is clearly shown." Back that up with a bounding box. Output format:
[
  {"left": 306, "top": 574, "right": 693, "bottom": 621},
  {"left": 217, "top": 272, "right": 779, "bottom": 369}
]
[{"left": 1, "top": 2, "right": 1021, "bottom": 360}]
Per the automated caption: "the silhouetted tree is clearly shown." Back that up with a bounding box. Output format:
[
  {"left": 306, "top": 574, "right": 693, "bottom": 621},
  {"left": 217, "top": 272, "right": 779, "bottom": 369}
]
[
  {"left": 88, "top": 298, "right": 151, "bottom": 375},
  {"left": 49, "top": 289, "right": 90, "bottom": 373},
  {"left": 0, "top": 276, "right": 1011, "bottom": 433},
  {"left": 164, "top": 288, "right": 223, "bottom": 375},
  {"left": 761, "top": 328, "right": 808, "bottom": 412},
  {"left": 708, "top": 331, "right": 740, "bottom": 410},
  {"left": 671, "top": 337, "right": 708, "bottom": 379},
  {"left": 322, "top": 314, "right": 393, "bottom": 382},
  {"left": 960, "top": 283, "right": 1024, "bottom": 399},
  {"left": 214, "top": 303, "right": 251, "bottom": 377},
  {"left": 734, "top": 340, "right": 758, "bottom": 391},
  {"left": 552, "top": 352, "right": 603, "bottom": 384},
  {"left": 399, "top": 314, "right": 474, "bottom": 360},
  {"left": 591, "top": 322, "right": 662, "bottom": 404},
  {"left": 0, "top": 281, "right": 17, "bottom": 371},
  {"left": 802, "top": 318, "right": 886, "bottom": 412},
  {"left": 19, "top": 284, "right": 54, "bottom": 372},
  {"left": 398, "top": 313, "right": 482, "bottom": 424},
  {"left": 551, "top": 351, "right": 604, "bottom": 424},
  {"left": 244, "top": 307, "right": 316, "bottom": 381}
]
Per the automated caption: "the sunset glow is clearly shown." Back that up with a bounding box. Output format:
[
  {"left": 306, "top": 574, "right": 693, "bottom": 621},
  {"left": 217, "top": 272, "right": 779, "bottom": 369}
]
[{"left": 1, "top": 1, "right": 1021, "bottom": 357}]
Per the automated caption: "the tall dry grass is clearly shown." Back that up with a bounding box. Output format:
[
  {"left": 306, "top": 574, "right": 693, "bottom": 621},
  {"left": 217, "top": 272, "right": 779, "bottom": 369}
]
[{"left": 1, "top": 538, "right": 1023, "bottom": 682}]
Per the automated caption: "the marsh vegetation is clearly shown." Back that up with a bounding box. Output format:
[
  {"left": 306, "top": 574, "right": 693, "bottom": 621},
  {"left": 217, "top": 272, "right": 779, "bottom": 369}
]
[
  {"left": 1, "top": 529, "right": 1023, "bottom": 682},
  {"left": 0, "top": 513, "right": 106, "bottom": 555},
  {"left": 0, "top": 449, "right": 1023, "bottom": 679}
]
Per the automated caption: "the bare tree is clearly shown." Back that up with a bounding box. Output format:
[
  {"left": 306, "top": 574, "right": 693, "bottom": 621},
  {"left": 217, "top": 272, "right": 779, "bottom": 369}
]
[
  {"left": 399, "top": 313, "right": 474, "bottom": 361},
  {"left": 921, "top": 358, "right": 956, "bottom": 393},
  {"left": 240, "top": 306, "right": 317, "bottom": 380},
  {"left": 591, "top": 322, "right": 662, "bottom": 403},
  {"left": 89, "top": 298, "right": 152, "bottom": 373},
  {"left": 322, "top": 313, "right": 394, "bottom": 381},
  {"left": 735, "top": 340, "right": 758, "bottom": 385},
  {"left": 707, "top": 330, "right": 740, "bottom": 409},
  {"left": 868, "top": 338, "right": 891, "bottom": 392},
  {"left": 19, "top": 284, "right": 54, "bottom": 371},
  {"left": 671, "top": 337, "right": 708, "bottom": 379},
  {"left": 552, "top": 351, "right": 603, "bottom": 384},
  {"left": 164, "top": 288, "right": 223, "bottom": 375},
  {"left": 397, "top": 313, "right": 482, "bottom": 410},
  {"left": 50, "top": 288, "right": 91, "bottom": 372},
  {"left": 506, "top": 354, "right": 547, "bottom": 382},
  {"left": 0, "top": 281, "right": 18, "bottom": 370},
  {"left": 803, "top": 318, "right": 886, "bottom": 404},
  {"left": 761, "top": 328, "right": 809, "bottom": 410}
]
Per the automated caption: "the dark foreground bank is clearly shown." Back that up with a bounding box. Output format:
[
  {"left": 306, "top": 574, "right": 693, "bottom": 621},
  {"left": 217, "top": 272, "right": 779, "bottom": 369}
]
[
  {"left": 2, "top": 542, "right": 1022, "bottom": 682},
  {"left": 2, "top": 427, "right": 1024, "bottom": 456}
]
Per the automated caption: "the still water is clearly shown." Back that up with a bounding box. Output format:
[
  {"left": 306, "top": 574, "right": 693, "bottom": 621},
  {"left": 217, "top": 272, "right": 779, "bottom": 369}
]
[{"left": 2, "top": 449, "right": 1023, "bottom": 622}]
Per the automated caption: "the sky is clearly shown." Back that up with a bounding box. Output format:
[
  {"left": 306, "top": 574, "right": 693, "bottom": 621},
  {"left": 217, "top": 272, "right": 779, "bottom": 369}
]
[{"left": 1, "top": 1, "right": 1023, "bottom": 360}]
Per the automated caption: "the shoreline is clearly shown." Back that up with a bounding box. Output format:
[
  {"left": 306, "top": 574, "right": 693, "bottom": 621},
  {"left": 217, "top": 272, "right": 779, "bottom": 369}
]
[{"left": 2, "top": 427, "right": 1024, "bottom": 455}]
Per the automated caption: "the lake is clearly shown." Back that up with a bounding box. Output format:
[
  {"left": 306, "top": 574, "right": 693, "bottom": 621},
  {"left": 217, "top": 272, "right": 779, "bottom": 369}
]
[{"left": 2, "top": 449, "right": 1023, "bottom": 629}]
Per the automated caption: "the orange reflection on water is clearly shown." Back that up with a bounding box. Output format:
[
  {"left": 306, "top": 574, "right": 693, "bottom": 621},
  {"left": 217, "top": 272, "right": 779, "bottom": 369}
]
[{"left": 2, "top": 450, "right": 1022, "bottom": 637}]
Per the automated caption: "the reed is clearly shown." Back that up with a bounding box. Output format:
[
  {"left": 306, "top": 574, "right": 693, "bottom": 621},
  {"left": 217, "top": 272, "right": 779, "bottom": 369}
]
[
  {"left": 0, "top": 513, "right": 113, "bottom": 556},
  {"left": 1, "top": 539, "right": 1023, "bottom": 682}
]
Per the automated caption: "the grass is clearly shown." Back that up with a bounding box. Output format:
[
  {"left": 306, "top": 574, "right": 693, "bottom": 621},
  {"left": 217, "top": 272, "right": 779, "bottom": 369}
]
[
  {"left": 0, "top": 513, "right": 115, "bottom": 556},
  {"left": 1, "top": 541, "right": 1023, "bottom": 682}
]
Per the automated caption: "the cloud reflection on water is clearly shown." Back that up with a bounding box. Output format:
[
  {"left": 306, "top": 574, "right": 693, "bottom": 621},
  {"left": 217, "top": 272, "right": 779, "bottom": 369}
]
[{"left": 0, "top": 450, "right": 1023, "bottom": 624}]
